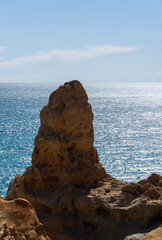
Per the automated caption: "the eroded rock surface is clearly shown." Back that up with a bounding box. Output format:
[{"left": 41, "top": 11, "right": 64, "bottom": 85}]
[
  {"left": 0, "top": 198, "right": 49, "bottom": 240},
  {"left": 7, "top": 81, "right": 106, "bottom": 198},
  {"left": 124, "top": 225, "right": 162, "bottom": 240},
  {"left": 6, "top": 81, "right": 162, "bottom": 240},
  {"left": 144, "top": 226, "right": 162, "bottom": 240},
  {"left": 32, "top": 80, "right": 106, "bottom": 186}
]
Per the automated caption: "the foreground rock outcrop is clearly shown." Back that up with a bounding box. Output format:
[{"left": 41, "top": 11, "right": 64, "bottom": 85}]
[
  {"left": 124, "top": 225, "right": 162, "bottom": 240},
  {"left": 0, "top": 197, "right": 49, "bottom": 239},
  {"left": 6, "top": 81, "right": 162, "bottom": 240},
  {"left": 145, "top": 226, "right": 162, "bottom": 240}
]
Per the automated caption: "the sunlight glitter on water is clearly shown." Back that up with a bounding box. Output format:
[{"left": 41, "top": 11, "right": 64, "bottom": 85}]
[{"left": 0, "top": 82, "right": 162, "bottom": 196}]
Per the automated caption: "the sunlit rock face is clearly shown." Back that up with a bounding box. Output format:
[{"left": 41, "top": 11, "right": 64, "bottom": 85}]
[
  {"left": 31, "top": 80, "right": 107, "bottom": 187},
  {"left": 6, "top": 80, "right": 106, "bottom": 201},
  {"left": 0, "top": 198, "right": 50, "bottom": 240}
]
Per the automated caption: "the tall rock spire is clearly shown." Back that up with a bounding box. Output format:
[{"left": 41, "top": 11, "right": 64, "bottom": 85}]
[
  {"left": 7, "top": 81, "right": 107, "bottom": 200},
  {"left": 31, "top": 80, "right": 106, "bottom": 187}
]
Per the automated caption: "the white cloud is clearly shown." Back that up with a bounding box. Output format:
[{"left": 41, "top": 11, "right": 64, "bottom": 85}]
[
  {"left": 0, "top": 46, "right": 6, "bottom": 60},
  {"left": 0, "top": 45, "right": 140, "bottom": 69},
  {"left": 0, "top": 46, "right": 6, "bottom": 51}
]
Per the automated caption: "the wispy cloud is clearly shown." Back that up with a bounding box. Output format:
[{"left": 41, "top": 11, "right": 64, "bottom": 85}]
[
  {"left": 0, "top": 45, "right": 140, "bottom": 69},
  {"left": 0, "top": 46, "right": 6, "bottom": 60},
  {"left": 0, "top": 46, "right": 6, "bottom": 51}
]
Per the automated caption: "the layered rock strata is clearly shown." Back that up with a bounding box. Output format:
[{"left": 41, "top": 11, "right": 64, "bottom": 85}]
[{"left": 6, "top": 81, "right": 162, "bottom": 240}]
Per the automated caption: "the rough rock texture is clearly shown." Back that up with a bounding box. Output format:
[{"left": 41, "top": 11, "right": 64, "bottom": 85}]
[
  {"left": 144, "top": 226, "right": 162, "bottom": 240},
  {"left": 0, "top": 198, "right": 49, "bottom": 240},
  {"left": 124, "top": 233, "right": 145, "bottom": 240},
  {"left": 6, "top": 81, "right": 106, "bottom": 194},
  {"left": 6, "top": 81, "right": 162, "bottom": 240},
  {"left": 31, "top": 80, "right": 106, "bottom": 187},
  {"left": 124, "top": 226, "right": 162, "bottom": 240}
]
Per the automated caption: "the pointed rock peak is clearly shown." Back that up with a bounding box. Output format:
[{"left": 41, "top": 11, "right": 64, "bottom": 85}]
[{"left": 48, "top": 80, "right": 88, "bottom": 107}]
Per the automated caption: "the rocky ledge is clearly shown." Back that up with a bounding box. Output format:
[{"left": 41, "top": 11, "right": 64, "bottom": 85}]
[
  {"left": 0, "top": 197, "right": 49, "bottom": 239},
  {"left": 4, "top": 81, "right": 162, "bottom": 240}
]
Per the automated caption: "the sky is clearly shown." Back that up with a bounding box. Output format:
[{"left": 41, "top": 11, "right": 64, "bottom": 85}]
[{"left": 0, "top": 0, "right": 162, "bottom": 83}]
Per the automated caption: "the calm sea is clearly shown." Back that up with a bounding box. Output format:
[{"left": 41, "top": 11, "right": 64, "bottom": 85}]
[{"left": 0, "top": 82, "right": 162, "bottom": 197}]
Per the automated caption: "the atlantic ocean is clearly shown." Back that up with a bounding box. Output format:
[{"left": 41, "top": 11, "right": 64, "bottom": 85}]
[{"left": 0, "top": 82, "right": 162, "bottom": 197}]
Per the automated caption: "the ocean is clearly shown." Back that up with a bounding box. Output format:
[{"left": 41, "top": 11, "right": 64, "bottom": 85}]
[{"left": 0, "top": 82, "right": 162, "bottom": 197}]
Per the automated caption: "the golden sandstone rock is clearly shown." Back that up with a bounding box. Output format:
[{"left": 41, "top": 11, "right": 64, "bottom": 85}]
[
  {"left": 5, "top": 81, "right": 162, "bottom": 240},
  {"left": 32, "top": 80, "right": 107, "bottom": 186},
  {"left": 144, "top": 226, "right": 162, "bottom": 240},
  {"left": 0, "top": 198, "right": 49, "bottom": 240},
  {"left": 6, "top": 81, "right": 106, "bottom": 197}
]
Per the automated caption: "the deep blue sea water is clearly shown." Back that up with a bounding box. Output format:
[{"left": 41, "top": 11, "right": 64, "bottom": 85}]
[{"left": 0, "top": 82, "right": 162, "bottom": 197}]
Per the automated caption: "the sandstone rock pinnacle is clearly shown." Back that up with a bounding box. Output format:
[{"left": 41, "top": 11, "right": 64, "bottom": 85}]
[
  {"left": 7, "top": 81, "right": 107, "bottom": 199},
  {"left": 32, "top": 80, "right": 106, "bottom": 186}
]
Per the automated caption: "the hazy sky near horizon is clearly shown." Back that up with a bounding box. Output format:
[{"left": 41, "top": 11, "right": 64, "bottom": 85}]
[{"left": 0, "top": 0, "right": 162, "bottom": 83}]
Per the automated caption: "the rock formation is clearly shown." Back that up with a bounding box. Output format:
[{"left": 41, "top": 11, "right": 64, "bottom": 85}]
[
  {"left": 144, "top": 226, "right": 162, "bottom": 240},
  {"left": 32, "top": 80, "right": 106, "bottom": 187},
  {"left": 5, "top": 80, "right": 162, "bottom": 240},
  {"left": 0, "top": 197, "right": 49, "bottom": 239},
  {"left": 6, "top": 81, "right": 106, "bottom": 195},
  {"left": 124, "top": 225, "right": 162, "bottom": 240}
]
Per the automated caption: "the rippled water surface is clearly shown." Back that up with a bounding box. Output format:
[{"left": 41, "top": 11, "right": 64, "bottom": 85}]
[{"left": 0, "top": 82, "right": 162, "bottom": 197}]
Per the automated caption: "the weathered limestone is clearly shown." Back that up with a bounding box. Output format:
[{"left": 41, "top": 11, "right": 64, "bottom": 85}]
[
  {"left": 31, "top": 80, "right": 107, "bottom": 187},
  {"left": 0, "top": 198, "right": 49, "bottom": 240},
  {"left": 6, "top": 81, "right": 106, "bottom": 200}
]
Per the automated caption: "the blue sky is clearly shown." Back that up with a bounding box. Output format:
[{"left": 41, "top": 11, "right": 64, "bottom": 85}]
[{"left": 0, "top": 0, "right": 162, "bottom": 83}]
